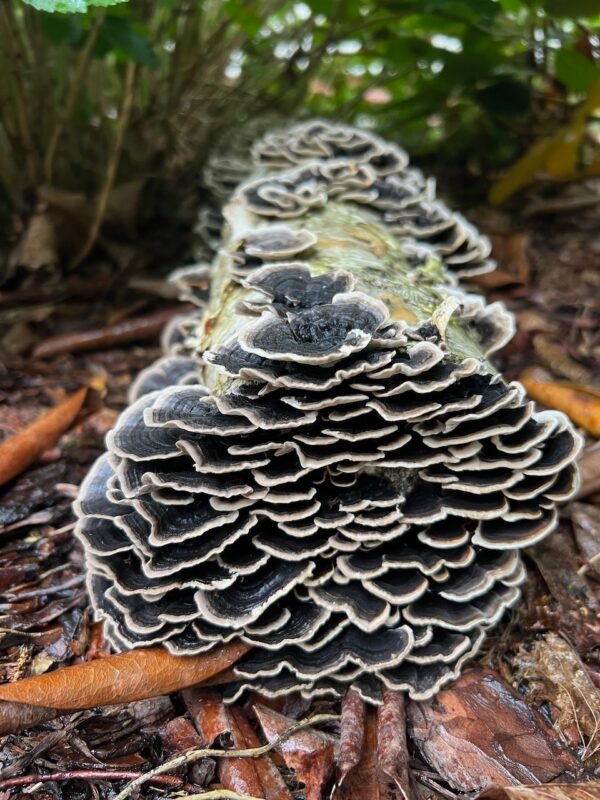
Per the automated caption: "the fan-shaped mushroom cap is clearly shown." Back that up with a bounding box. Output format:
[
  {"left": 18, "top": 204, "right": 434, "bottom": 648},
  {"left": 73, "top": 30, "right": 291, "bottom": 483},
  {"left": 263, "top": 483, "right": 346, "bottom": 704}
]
[
  {"left": 77, "top": 292, "right": 581, "bottom": 701},
  {"left": 168, "top": 264, "right": 211, "bottom": 307},
  {"left": 75, "top": 119, "right": 581, "bottom": 705}
]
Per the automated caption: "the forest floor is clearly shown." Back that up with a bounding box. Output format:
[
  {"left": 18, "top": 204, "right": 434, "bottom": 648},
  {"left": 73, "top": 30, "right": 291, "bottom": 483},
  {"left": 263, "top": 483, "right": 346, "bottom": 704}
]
[{"left": 0, "top": 188, "right": 599, "bottom": 800}]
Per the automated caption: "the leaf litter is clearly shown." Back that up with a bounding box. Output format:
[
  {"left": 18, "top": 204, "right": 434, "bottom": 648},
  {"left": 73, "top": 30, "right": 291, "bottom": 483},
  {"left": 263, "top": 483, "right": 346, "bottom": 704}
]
[{"left": 0, "top": 185, "right": 600, "bottom": 799}]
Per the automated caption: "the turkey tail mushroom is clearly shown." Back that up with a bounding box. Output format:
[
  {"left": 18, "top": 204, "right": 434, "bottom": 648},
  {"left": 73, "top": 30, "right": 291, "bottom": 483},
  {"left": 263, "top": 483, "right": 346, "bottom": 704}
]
[{"left": 74, "top": 121, "right": 582, "bottom": 705}]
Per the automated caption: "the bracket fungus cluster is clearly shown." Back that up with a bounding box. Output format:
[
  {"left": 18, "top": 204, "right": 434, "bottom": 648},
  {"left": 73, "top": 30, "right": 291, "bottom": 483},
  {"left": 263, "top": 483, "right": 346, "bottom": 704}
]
[{"left": 75, "top": 121, "right": 582, "bottom": 705}]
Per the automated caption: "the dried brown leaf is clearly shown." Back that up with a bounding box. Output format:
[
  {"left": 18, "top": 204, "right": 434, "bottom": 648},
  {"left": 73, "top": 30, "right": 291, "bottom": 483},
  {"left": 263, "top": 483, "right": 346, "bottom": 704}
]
[
  {"left": 0, "top": 642, "right": 251, "bottom": 734},
  {"left": 533, "top": 336, "right": 595, "bottom": 385},
  {"left": 408, "top": 667, "right": 579, "bottom": 793},
  {"left": 378, "top": 687, "right": 411, "bottom": 800},
  {"left": 9, "top": 211, "right": 58, "bottom": 272},
  {"left": 187, "top": 689, "right": 265, "bottom": 798},
  {"left": 520, "top": 371, "right": 600, "bottom": 436},
  {"left": 160, "top": 715, "right": 205, "bottom": 763},
  {"left": 519, "top": 633, "right": 600, "bottom": 765},
  {"left": 183, "top": 690, "right": 292, "bottom": 800},
  {"left": 572, "top": 504, "right": 600, "bottom": 579},
  {"left": 335, "top": 707, "right": 379, "bottom": 800},
  {"left": 335, "top": 687, "right": 412, "bottom": 800},
  {"left": 336, "top": 688, "right": 366, "bottom": 791},
  {"left": 576, "top": 444, "right": 600, "bottom": 499},
  {"left": 529, "top": 530, "right": 600, "bottom": 650},
  {"left": 0, "top": 387, "right": 87, "bottom": 487},
  {"left": 160, "top": 716, "right": 216, "bottom": 787},
  {"left": 479, "top": 784, "right": 600, "bottom": 800},
  {"left": 472, "top": 232, "right": 530, "bottom": 289},
  {"left": 255, "top": 703, "right": 336, "bottom": 800},
  {"left": 231, "top": 706, "right": 293, "bottom": 800}
]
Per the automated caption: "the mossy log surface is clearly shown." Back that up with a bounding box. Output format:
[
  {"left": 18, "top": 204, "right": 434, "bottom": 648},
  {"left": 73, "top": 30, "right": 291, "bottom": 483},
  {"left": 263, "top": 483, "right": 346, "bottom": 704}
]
[{"left": 200, "top": 200, "right": 490, "bottom": 395}]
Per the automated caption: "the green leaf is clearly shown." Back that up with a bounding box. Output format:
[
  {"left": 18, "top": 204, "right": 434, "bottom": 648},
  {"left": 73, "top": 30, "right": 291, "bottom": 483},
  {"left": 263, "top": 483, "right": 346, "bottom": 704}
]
[
  {"left": 306, "top": 0, "right": 334, "bottom": 14},
  {"left": 543, "top": 0, "right": 600, "bottom": 16},
  {"left": 499, "top": 0, "right": 523, "bottom": 11},
  {"left": 22, "top": 0, "right": 127, "bottom": 12},
  {"left": 418, "top": 0, "right": 500, "bottom": 18},
  {"left": 555, "top": 49, "right": 599, "bottom": 93},
  {"left": 223, "top": 0, "right": 263, "bottom": 37},
  {"left": 442, "top": 31, "right": 505, "bottom": 86},
  {"left": 475, "top": 78, "right": 531, "bottom": 116},
  {"left": 39, "top": 12, "right": 83, "bottom": 44},
  {"left": 96, "top": 16, "right": 158, "bottom": 66}
]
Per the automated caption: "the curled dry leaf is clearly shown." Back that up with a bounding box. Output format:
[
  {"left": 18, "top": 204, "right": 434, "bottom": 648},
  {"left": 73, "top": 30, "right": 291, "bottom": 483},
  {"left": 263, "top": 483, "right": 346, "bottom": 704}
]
[
  {"left": 532, "top": 336, "right": 596, "bottom": 386},
  {"left": 231, "top": 707, "right": 293, "bottom": 800},
  {"left": 408, "top": 667, "right": 579, "bottom": 793},
  {"left": 472, "top": 232, "right": 530, "bottom": 290},
  {"left": 378, "top": 687, "right": 411, "bottom": 800},
  {"left": 254, "top": 703, "right": 336, "bottom": 800},
  {"left": 576, "top": 443, "right": 600, "bottom": 499},
  {"left": 518, "top": 633, "right": 600, "bottom": 765},
  {"left": 160, "top": 715, "right": 217, "bottom": 788},
  {"left": 479, "top": 785, "right": 600, "bottom": 800},
  {"left": 0, "top": 642, "right": 251, "bottom": 734},
  {"left": 9, "top": 210, "right": 59, "bottom": 273},
  {"left": 334, "top": 687, "right": 412, "bottom": 800},
  {"left": 0, "top": 387, "right": 87, "bottom": 487},
  {"left": 184, "top": 688, "right": 293, "bottom": 800},
  {"left": 571, "top": 504, "right": 600, "bottom": 578},
  {"left": 520, "top": 371, "right": 600, "bottom": 437},
  {"left": 528, "top": 530, "right": 600, "bottom": 651},
  {"left": 335, "top": 707, "right": 379, "bottom": 800},
  {"left": 0, "top": 700, "right": 61, "bottom": 734},
  {"left": 7, "top": 183, "right": 145, "bottom": 279},
  {"left": 336, "top": 688, "right": 366, "bottom": 791}
]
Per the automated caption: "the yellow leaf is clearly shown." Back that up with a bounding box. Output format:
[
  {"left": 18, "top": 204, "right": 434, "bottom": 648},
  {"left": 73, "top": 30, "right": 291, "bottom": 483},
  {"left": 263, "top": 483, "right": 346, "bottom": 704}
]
[
  {"left": 581, "top": 76, "right": 600, "bottom": 115},
  {"left": 488, "top": 137, "right": 552, "bottom": 206},
  {"left": 489, "top": 77, "right": 600, "bottom": 204},
  {"left": 544, "top": 127, "right": 583, "bottom": 179}
]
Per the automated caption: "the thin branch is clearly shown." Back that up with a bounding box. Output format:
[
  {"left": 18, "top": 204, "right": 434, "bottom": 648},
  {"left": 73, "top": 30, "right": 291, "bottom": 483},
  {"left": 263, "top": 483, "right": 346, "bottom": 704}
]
[
  {"left": 114, "top": 712, "right": 340, "bottom": 800},
  {"left": 171, "top": 792, "right": 263, "bottom": 800},
  {"left": 71, "top": 61, "right": 137, "bottom": 268},
  {"left": 5, "top": 1, "right": 34, "bottom": 68},
  {"left": 45, "top": 9, "right": 107, "bottom": 183},
  {"left": 0, "top": 770, "right": 183, "bottom": 791}
]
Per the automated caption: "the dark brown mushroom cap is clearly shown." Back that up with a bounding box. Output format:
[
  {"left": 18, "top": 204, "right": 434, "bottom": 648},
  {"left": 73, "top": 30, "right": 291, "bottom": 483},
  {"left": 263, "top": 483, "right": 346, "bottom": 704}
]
[
  {"left": 238, "top": 293, "right": 389, "bottom": 364},
  {"left": 168, "top": 264, "right": 211, "bottom": 307},
  {"left": 237, "top": 150, "right": 493, "bottom": 278},
  {"left": 74, "top": 119, "right": 582, "bottom": 706},
  {"left": 203, "top": 155, "right": 252, "bottom": 200},
  {"left": 76, "top": 294, "right": 581, "bottom": 702},
  {"left": 243, "top": 264, "right": 353, "bottom": 311},
  {"left": 253, "top": 121, "right": 409, "bottom": 177},
  {"left": 128, "top": 356, "right": 200, "bottom": 403}
]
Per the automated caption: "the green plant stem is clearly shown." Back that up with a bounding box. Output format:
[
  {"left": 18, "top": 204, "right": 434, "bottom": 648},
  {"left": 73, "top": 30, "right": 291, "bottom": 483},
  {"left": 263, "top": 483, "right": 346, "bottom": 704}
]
[
  {"left": 0, "top": 4, "right": 38, "bottom": 183},
  {"left": 72, "top": 61, "right": 137, "bottom": 268},
  {"left": 44, "top": 9, "right": 107, "bottom": 183}
]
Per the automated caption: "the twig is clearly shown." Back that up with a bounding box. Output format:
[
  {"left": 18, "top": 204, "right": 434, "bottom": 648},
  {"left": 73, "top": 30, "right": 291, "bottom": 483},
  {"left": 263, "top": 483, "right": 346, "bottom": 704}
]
[
  {"left": 44, "top": 9, "right": 107, "bottom": 183},
  {"left": 31, "top": 305, "right": 189, "bottom": 358},
  {"left": 1, "top": 574, "right": 84, "bottom": 601},
  {"left": 169, "top": 792, "right": 262, "bottom": 800},
  {"left": 0, "top": 769, "right": 183, "bottom": 790},
  {"left": 72, "top": 61, "right": 137, "bottom": 267},
  {"left": 114, "top": 712, "right": 340, "bottom": 800}
]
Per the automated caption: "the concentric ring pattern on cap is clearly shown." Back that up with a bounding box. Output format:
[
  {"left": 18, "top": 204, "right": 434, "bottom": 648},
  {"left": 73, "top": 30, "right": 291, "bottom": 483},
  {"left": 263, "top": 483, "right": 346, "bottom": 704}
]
[{"left": 74, "top": 121, "right": 582, "bottom": 705}]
